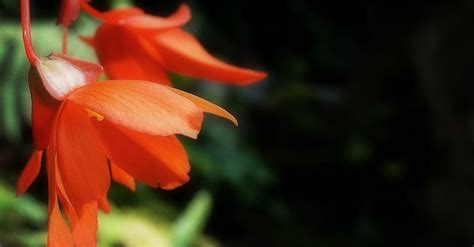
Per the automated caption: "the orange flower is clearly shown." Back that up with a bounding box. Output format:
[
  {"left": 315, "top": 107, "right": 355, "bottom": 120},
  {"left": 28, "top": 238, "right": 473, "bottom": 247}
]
[
  {"left": 17, "top": 53, "right": 237, "bottom": 246},
  {"left": 80, "top": 3, "right": 267, "bottom": 86}
]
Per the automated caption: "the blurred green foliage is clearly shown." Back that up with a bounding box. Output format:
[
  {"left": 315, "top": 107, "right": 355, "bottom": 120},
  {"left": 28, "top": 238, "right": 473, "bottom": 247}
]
[{"left": 171, "top": 190, "right": 213, "bottom": 247}]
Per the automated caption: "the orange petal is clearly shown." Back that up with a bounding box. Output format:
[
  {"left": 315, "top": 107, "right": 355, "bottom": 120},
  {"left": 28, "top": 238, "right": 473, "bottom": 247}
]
[
  {"left": 28, "top": 68, "right": 60, "bottom": 150},
  {"left": 152, "top": 29, "right": 267, "bottom": 85},
  {"left": 68, "top": 80, "right": 203, "bottom": 139},
  {"left": 17, "top": 150, "right": 43, "bottom": 196},
  {"left": 93, "top": 24, "right": 170, "bottom": 85},
  {"left": 54, "top": 159, "right": 86, "bottom": 233},
  {"left": 94, "top": 120, "right": 190, "bottom": 189},
  {"left": 98, "top": 195, "right": 111, "bottom": 213},
  {"left": 56, "top": 179, "right": 99, "bottom": 247},
  {"left": 169, "top": 87, "right": 238, "bottom": 126},
  {"left": 71, "top": 201, "right": 99, "bottom": 247},
  {"left": 52, "top": 109, "right": 101, "bottom": 247},
  {"left": 46, "top": 143, "right": 74, "bottom": 247},
  {"left": 56, "top": 100, "right": 110, "bottom": 204},
  {"left": 48, "top": 199, "right": 74, "bottom": 247},
  {"left": 110, "top": 161, "right": 135, "bottom": 191},
  {"left": 46, "top": 141, "right": 58, "bottom": 213}
]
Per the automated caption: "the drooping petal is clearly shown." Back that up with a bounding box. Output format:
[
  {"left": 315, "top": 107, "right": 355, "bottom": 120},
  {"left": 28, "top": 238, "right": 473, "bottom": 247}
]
[
  {"left": 151, "top": 29, "right": 267, "bottom": 85},
  {"left": 169, "top": 87, "right": 238, "bottom": 126},
  {"left": 17, "top": 150, "right": 43, "bottom": 196},
  {"left": 71, "top": 202, "right": 99, "bottom": 247},
  {"left": 28, "top": 68, "right": 60, "bottom": 150},
  {"left": 51, "top": 103, "right": 101, "bottom": 247},
  {"left": 46, "top": 138, "right": 58, "bottom": 213},
  {"left": 68, "top": 80, "right": 203, "bottom": 138},
  {"left": 46, "top": 143, "right": 74, "bottom": 247},
  {"left": 110, "top": 162, "right": 135, "bottom": 191},
  {"left": 94, "top": 120, "right": 190, "bottom": 189},
  {"left": 48, "top": 199, "right": 74, "bottom": 247},
  {"left": 56, "top": 100, "right": 110, "bottom": 204},
  {"left": 55, "top": 166, "right": 99, "bottom": 247},
  {"left": 93, "top": 24, "right": 170, "bottom": 84}
]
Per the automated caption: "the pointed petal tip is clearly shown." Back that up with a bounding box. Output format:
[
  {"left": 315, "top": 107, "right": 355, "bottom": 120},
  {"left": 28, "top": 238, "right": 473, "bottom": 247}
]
[
  {"left": 152, "top": 28, "right": 267, "bottom": 85},
  {"left": 79, "top": 36, "right": 96, "bottom": 47},
  {"left": 110, "top": 162, "right": 136, "bottom": 192},
  {"left": 235, "top": 70, "right": 268, "bottom": 86},
  {"left": 254, "top": 70, "right": 268, "bottom": 81},
  {"left": 168, "top": 87, "right": 239, "bottom": 127},
  {"left": 232, "top": 117, "right": 239, "bottom": 127},
  {"left": 98, "top": 197, "right": 111, "bottom": 213},
  {"left": 176, "top": 3, "right": 191, "bottom": 20},
  {"left": 158, "top": 174, "right": 190, "bottom": 190},
  {"left": 213, "top": 109, "right": 238, "bottom": 126},
  {"left": 17, "top": 150, "right": 43, "bottom": 197}
]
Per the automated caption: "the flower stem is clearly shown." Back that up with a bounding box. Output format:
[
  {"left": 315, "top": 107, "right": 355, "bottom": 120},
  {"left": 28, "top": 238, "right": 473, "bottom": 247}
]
[
  {"left": 62, "top": 27, "right": 68, "bottom": 54},
  {"left": 20, "top": 0, "right": 40, "bottom": 65}
]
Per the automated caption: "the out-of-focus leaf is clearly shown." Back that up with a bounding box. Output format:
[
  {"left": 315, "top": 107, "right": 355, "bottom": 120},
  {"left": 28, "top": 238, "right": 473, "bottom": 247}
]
[
  {"left": 186, "top": 118, "right": 275, "bottom": 205},
  {"left": 171, "top": 190, "right": 213, "bottom": 247},
  {"left": 2, "top": 64, "right": 23, "bottom": 143},
  {"left": 18, "top": 232, "right": 47, "bottom": 247},
  {"left": 0, "top": 184, "right": 47, "bottom": 225},
  {"left": 110, "top": 0, "right": 133, "bottom": 8},
  {"left": 98, "top": 201, "right": 218, "bottom": 247},
  {"left": 99, "top": 209, "right": 170, "bottom": 247}
]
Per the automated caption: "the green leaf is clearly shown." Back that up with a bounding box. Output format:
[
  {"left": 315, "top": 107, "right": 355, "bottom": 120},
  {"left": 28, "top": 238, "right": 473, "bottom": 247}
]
[{"left": 171, "top": 190, "right": 213, "bottom": 247}]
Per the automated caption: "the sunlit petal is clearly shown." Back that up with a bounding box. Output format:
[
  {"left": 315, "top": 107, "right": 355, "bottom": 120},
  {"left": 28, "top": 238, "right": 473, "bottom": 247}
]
[
  {"left": 68, "top": 80, "right": 203, "bottom": 138},
  {"left": 169, "top": 87, "right": 238, "bottom": 126}
]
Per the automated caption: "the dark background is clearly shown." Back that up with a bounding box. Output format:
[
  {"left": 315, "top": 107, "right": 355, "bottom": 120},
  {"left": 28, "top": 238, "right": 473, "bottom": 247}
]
[{"left": 2, "top": 0, "right": 474, "bottom": 246}]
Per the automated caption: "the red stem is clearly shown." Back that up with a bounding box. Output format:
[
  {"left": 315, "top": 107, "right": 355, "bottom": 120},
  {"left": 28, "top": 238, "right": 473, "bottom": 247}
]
[
  {"left": 62, "top": 27, "right": 68, "bottom": 54},
  {"left": 21, "top": 0, "right": 40, "bottom": 65}
]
